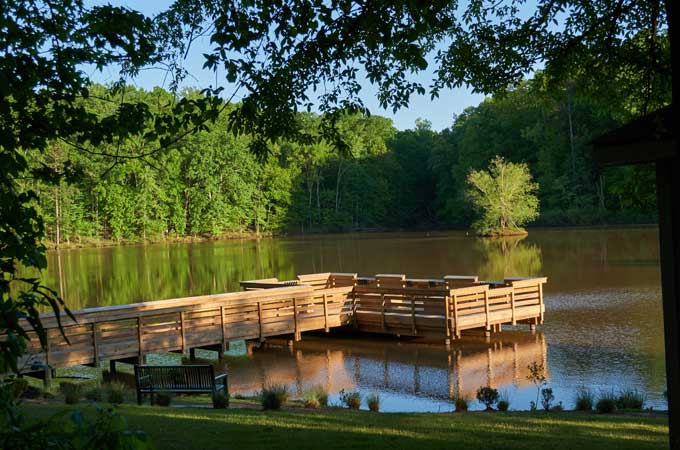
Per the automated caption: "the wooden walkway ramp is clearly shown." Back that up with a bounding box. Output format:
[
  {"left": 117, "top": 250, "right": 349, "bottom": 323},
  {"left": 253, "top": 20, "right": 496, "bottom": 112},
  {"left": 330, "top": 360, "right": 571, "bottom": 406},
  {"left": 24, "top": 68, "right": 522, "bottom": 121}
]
[{"left": 16, "top": 272, "right": 546, "bottom": 381}]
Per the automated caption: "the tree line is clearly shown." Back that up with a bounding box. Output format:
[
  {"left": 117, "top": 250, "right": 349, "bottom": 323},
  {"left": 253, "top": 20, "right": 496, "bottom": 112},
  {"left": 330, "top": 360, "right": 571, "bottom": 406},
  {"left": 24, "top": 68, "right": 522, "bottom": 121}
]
[{"left": 22, "top": 74, "right": 660, "bottom": 247}]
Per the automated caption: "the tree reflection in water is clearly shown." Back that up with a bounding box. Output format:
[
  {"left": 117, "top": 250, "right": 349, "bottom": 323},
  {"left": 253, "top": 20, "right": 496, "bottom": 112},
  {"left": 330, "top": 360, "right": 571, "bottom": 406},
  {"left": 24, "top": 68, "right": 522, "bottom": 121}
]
[{"left": 477, "top": 235, "right": 542, "bottom": 281}]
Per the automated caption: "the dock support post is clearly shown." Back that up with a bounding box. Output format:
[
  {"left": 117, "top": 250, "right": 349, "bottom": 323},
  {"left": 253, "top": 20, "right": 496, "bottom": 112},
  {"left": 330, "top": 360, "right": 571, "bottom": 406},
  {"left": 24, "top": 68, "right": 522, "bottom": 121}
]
[{"left": 189, "top": 348, "right": 196, "bottom": 361}]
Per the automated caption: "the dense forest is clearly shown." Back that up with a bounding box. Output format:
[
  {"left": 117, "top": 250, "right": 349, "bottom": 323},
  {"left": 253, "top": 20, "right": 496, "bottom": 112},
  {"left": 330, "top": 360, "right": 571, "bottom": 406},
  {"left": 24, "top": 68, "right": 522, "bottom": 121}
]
[{"left": 22, "top": 73, "right": 662, "bottom": 246}]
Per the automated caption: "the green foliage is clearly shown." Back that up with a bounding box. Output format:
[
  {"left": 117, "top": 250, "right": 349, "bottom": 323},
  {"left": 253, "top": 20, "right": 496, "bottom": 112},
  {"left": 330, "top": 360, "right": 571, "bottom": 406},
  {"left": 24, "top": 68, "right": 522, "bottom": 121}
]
[
  {"left": 1, "top": 404, "right": 152, "bottom": 450},
  {"left": 527, "top": 362, "right": 547, "bottom": 411},
  {"left": 596, "top": 392, "right": 618, "bottom": 414},
  {"left": 213, "top": 391, "right": 229, "bottom": 409},
  {"left": 303, "top": 385, "right": 329, "bottom": 409},
  {"left": 616, "top": 389, "right": 645, "bottom": 410},
  {"left": 60, "top": 382, "right": 83, "bottom": 405},
  {"left": 153, "top": 392, "right": 172, "bottom": 407},
  {"left": 8, "top": 377, "right": 29, "bottom": 400},
  {"left": 541, "top": 388, "right": 555, "bottom": 412},
  {"left": 454, "top": 397, "right": 469, "bottom": 412},
  {"left": 466, "top": 156, "right": 539, "bottom": 236},
  {"left": 85, "top": 383, "right": 105, "bottom": 403},
  {"left": 574, "top": 387, "right": 595, "bottom": 411},
  {"left": 475, "top": 386, "right": 500, "bottom": 410},
  {"left": 367, "top": 393, "right": 381, "bottom": 412},
  {"left": 339, "top": 389, "right": 362, "bottom": 409},
  {"left": 105, "top": 382, "right": 128, "bottom": 405},
  {"left": 498, "top": 390, "right": 511, "bottom": 412},
  {"left": 260, "top": 385, "right": 289, "bottom": 410}
]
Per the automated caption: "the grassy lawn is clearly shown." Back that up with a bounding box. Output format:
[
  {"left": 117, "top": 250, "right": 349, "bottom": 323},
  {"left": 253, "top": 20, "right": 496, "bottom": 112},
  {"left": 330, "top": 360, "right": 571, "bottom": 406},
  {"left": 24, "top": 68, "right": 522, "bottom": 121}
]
[{"left": 23, "top": 403, "right": 669, "bottom": 450}]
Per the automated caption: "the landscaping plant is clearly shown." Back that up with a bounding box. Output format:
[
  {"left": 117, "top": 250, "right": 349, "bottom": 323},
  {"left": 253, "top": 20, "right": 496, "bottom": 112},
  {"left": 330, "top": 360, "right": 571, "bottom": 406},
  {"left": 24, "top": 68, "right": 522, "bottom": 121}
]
[
  {"left": 339, "top": 389, "right": 362, "bottom": 409},
  {"left": 497, "top": 390, "right": 511, "bottom": 411},
  {"left": 213, "top": 391, "right": 229, "bottom": 409},
  {"left": 596, "top": 391, "right": 618, "bottom": 414},
  {"left": 455, "top": 397, "right": 469, "bottom": 412},
  {"left": 367, "top": 393, "right": 381, "bottom": 412},
  {"left": 303, "top": 385, "right": 329, "bottom": 408},
  {"left": 527, "top": 362, "right": 547, "bottom": 411},
  {"left": 541, "top": 388, "right": 554, "bottom": 412},
  {"left": 60, "top": 382, "right": 82, "bottom": 405},
  {"left": 105, "top": 381, "right": 127, "bottom": 405},
  {"left": 574, "top": 387, "right": 594, "bottom": 411},
  {"left": 154, "top": 392, "right": 172, "bottom": 407},
  {"left": 617, "top": 388, "right": 644, "bottom": 410},
  {"left": 476, "top": 386, "right": 500, "bottom": 411},
  {"left": 261, "top": 385, "right": 289, "bottom": 410}
]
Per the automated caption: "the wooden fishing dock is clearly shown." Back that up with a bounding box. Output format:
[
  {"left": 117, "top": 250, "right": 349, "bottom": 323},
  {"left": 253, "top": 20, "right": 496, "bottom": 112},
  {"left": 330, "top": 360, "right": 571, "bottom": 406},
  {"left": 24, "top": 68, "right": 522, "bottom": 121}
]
[{"left": 16, "top": 272, "right": 546, "bottom": 382}]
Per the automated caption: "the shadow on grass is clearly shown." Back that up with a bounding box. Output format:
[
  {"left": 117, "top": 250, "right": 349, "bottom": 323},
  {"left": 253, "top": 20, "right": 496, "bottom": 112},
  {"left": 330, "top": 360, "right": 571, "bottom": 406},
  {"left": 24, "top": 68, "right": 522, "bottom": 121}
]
[{"left": 24, "top": 405, "right": 668, "bottom": 450}]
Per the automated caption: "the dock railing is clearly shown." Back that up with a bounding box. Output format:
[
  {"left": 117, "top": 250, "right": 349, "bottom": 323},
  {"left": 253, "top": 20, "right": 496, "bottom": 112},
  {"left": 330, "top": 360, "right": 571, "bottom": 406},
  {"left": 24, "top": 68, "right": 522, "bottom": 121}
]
[{"left": 15, "top": 272, "right": 546, "bottom": 378}]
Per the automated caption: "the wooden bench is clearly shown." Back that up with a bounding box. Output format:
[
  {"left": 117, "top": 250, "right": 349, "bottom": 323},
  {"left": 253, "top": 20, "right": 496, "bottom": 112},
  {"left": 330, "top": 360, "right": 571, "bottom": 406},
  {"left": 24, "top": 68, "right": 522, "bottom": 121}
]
[{"left": 134, "top": 364, "right": 228, "bottom": 406}]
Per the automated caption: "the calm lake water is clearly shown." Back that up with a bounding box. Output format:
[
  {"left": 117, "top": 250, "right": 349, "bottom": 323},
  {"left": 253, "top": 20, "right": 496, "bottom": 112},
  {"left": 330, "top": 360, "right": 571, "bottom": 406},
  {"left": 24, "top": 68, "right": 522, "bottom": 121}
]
[{"left": 42, "top": 227, "right": 667, "bottom": 411}]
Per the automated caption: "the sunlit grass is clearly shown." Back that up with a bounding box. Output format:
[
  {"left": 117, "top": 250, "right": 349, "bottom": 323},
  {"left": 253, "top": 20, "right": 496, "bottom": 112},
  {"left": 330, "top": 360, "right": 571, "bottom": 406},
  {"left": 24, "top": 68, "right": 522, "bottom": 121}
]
[{"left": 23, "top": 404, "right": 668, "bottom": 450}]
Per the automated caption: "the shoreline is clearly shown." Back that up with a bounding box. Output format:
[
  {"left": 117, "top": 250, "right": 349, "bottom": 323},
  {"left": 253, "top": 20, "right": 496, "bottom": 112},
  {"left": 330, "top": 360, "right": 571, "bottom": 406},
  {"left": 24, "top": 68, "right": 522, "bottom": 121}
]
[{"left": 44, "top": 222, "right": 660, "bottom": 252}]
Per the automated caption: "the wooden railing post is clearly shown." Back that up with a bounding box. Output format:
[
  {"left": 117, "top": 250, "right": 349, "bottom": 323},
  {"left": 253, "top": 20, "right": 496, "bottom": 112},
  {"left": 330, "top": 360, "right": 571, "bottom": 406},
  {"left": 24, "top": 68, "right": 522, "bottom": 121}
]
[
  {"left": 220, "top": 305, "right": 226, "bottom": 356},
  {"left": 483, "top": 290, "right": 490, "bottom": 333},
  {"left": 179, "top": 311, "right": 186, "bottom": 354},
  {"left": 257, "top": 301, "right": 264, "bottom": 342},
  {"left": 137, "top": 316, "right": 144, "bottom": 362},
  {"left": 444, "top": 296, "right": 451, "bottom": 339},
  {"left": 452, "top": 293, "right": 460, "bottom": 338},
  {"left": 293, "top": 297, "right": 300, "bottom": 341},
  {"left": 322, "top": 293, "right": 329, "bottom": 332},
  {"left": 410, "top": 296, "right": 417, "bottom": 335},
  {"left": 510, "top": 290, "right": 516, "bottom": 325},
  {"left": 92, "top": 322, "right": 99, "bottom": 366},
  {"left": 381, "top": 293, "right": 386, "bottom": 332},
  {"left": 538, "top": 282, "right": 545, "bottom": 324}
]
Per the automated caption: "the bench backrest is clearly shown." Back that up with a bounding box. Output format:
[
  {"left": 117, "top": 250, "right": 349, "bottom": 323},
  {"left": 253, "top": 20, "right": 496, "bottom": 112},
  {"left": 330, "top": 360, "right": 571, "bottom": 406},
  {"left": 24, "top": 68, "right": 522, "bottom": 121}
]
[{"left": 135, "top": 365, "right": 216, "bottom": 391}]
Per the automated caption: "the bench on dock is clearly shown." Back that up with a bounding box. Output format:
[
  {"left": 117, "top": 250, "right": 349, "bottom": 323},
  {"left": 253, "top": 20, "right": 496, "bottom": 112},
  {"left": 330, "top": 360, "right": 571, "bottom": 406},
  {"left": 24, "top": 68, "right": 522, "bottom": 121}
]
[{"left": 134, "top": 364, "right": 228, "bottom": 406}]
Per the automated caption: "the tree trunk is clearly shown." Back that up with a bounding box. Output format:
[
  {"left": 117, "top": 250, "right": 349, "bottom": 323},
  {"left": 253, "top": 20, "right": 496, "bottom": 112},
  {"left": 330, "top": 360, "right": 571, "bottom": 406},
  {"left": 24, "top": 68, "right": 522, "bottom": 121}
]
[
  {"left": 316, "top": 174, "right": 321, "bottom": 224},
  {"left": 54, "top": 187, "right": 60, "bottom": 248},
  {"left": 566, "top": 81, "right": 576, "bottom": 180}
]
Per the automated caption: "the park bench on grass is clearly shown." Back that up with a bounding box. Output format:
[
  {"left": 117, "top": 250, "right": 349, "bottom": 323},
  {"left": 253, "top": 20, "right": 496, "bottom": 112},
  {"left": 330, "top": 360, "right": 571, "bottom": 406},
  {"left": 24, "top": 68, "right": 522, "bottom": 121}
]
[{"left": 134, "top": 364, "right": 228, "bottom": 407}]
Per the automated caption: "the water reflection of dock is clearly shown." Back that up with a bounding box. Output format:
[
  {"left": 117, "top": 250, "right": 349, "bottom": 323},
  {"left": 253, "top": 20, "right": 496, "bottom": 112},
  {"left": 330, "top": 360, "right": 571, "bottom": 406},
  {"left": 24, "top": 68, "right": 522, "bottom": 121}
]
[{"left": 223, "top": 331, "right": 547, "bottom": 400}]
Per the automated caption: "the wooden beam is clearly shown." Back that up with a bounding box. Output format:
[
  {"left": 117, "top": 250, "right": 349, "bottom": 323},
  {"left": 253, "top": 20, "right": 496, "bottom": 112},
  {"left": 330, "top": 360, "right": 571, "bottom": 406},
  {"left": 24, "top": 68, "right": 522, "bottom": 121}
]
[{"left": 657, "top": 155, "right": 680, "bottom": 450}]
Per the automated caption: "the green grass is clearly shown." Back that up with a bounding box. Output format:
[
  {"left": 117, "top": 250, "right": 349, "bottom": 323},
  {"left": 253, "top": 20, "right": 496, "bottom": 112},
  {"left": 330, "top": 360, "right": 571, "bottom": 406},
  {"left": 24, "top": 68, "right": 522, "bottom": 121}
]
[{"left": 22, "top": 403, "right": 668, "bottom": 450}]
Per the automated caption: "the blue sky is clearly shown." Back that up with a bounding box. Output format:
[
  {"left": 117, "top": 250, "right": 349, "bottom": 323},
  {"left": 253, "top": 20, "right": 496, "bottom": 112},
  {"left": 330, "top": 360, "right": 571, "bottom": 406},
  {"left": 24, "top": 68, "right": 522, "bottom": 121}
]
[{"left": 86, "top": 1, "right": 488, "bottom": 131}]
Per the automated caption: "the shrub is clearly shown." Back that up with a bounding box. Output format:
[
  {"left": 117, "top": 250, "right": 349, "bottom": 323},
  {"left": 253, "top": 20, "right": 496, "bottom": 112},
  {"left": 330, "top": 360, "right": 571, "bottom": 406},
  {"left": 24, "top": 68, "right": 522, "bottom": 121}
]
[
  {"left": 303, "top": 385, "right": 329, "bottom": 408},
  {"left": 574, "top": 387, "right": 594, "bottom": 411},
  {"left": 454, "top": 397, "right": 469, "bottom": 412},
  {"left": 303, "top": 396, "right": 320, "bottom": 409},
  {"left": 552, "top": 401, "right": 564, "bottom": 412},
  {"left": 84, "top": 383, "right": 104, "bottom": 402},
  {"left": 541, "top": 388, "right": 554, "bottom": 411},
  {"left": 596, "top": 391, "right": 618, "bottom": 414},
  {"left": 9, "top": 377, "right": 29, "bottom": 400},
  {"left": 497, "top": 390, "right": 511, "bottom": 411},
  {"left": 617, "top": 388, "right": 644, "bottom": 410},
  {"left": 476, "top": 386, "right": 499, "bottom": 410},
  {"left": 213, "top": 391, "right": 229, "bottom": 409},
  {"left": 339, "top": 389, "right": 361, "bottom": 409},
  {"left": 153, "top": 391, "right": 172, "bottom": 407},
  {"left": 105, "top": 381, "right": 127, "bottom": 405},
  {"left": 527, "top": 362, "right": 547, "bottom": 410},
  {"left": 60, "top": 382, "right": 82, "bottom": 405},
  {"left": 367, "top": 393, "right": 380, "bottom": 412},
  {"left": 261, "top": 384, "right": 289, "bottom": 410}
]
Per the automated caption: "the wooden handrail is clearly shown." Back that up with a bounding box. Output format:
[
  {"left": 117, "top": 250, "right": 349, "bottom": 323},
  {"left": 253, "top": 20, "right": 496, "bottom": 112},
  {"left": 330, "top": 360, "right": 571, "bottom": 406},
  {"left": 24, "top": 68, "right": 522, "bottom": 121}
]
[{"left": 16, "top": 274, "right": 547, "bottom": 374}]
